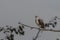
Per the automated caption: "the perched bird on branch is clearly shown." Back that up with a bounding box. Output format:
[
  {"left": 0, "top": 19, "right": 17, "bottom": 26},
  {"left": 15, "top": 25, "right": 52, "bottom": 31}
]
[{"left": 35, "top": 16, "right": 45, "bottom": 29}]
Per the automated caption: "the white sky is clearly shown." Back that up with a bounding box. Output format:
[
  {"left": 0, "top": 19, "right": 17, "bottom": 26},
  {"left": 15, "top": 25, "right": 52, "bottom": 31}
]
[{"left": 0, "top": 0, "right": 60, "bottom": 40}]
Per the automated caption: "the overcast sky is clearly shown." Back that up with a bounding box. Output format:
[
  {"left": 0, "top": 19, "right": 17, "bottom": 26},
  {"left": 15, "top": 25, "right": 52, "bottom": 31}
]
[{"left": 0, "top": 0, "right": 60, "bottom": 40}]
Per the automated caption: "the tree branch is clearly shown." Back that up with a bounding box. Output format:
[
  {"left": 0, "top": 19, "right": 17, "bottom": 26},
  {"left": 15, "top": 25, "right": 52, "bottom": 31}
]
[
  {"left": 33, "top": 29, "right": 40, "bottom": 40},
  {"left": 43, "top": 29, "right": 60, "bottom": 32},
  {"left": 18, "top": 22, "right": 39, "bottom": 29},
  {"left": 19, "top": 22, "right": 60, "bottom": 32}
]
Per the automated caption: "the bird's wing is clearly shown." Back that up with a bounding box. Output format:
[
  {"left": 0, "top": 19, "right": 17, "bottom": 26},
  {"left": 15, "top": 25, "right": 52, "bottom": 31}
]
[
  {"left": 38, "top": 19, "right": 45, "bottom": 28},
  {"left": 38, "top": 19, "right": 44, "bottom": 25}
]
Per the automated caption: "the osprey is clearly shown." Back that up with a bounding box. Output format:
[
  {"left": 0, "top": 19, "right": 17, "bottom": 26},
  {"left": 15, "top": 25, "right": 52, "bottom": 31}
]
[{"left": 35, "top": 16, "right": 45, "bottom": 29}]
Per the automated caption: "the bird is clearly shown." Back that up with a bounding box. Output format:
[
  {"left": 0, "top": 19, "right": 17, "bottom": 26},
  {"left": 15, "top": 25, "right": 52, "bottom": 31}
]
[{"left": 35, "top": 16, "right": 45, "bottom": 29}]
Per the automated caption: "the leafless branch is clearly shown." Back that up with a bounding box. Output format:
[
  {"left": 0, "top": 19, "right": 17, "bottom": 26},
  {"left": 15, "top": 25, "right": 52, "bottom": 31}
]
[
  {"left": 43, "top": 29, "right": 60, "bottom": 32},
  {"left": 19, "top": 22, "right": 60, "bottom": 32},
  {"left": 33, "top": 29, "right": 40, "bottom": 40}
]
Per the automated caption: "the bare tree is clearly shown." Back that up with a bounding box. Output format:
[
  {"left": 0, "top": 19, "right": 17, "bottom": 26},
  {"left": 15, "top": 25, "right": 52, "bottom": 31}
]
[{"left": 0, "top": 16, "right": 60, "bottom": 40}]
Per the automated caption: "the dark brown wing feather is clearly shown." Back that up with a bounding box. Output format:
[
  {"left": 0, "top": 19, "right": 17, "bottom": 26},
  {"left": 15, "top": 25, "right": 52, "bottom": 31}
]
[{"left": 38, "top": 19, "right": 44, "bottom": 28}]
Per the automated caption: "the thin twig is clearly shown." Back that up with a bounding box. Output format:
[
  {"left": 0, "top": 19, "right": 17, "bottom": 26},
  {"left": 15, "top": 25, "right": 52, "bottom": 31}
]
[{"left": 18, "top": 22, "right": 39, "bottom": 29}]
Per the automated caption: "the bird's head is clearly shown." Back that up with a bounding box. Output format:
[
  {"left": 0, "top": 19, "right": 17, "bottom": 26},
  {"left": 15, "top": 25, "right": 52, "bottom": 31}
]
[
  {"left": 35, "top": 16, "right": 40, "bottom": 19},
  {"left": 35, "top": 16, "right": 38, "bottom": 18}
]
